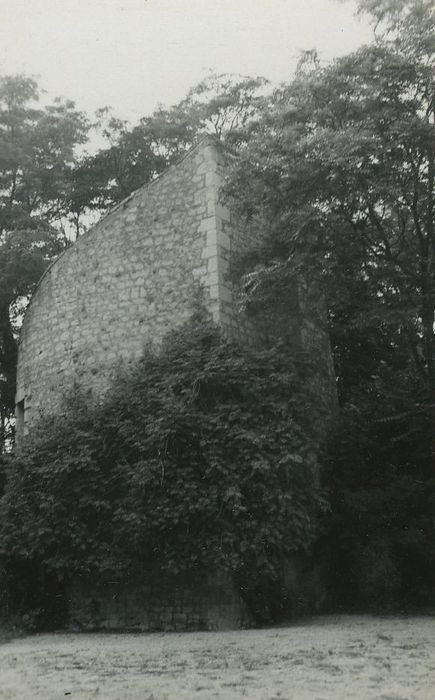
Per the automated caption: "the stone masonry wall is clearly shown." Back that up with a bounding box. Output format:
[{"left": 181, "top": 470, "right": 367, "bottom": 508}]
[
  {"left": 206, "top": 149, "right": 305, "bottom": 349},
  {"left": 66, "top": 568, "right": 251, "bottom": 632},
  {"left": 16, "top": 138, "right": 234, "bottom": 434},
  {"left": 208, "top": 151, "right": 337, "bottom": 419}
]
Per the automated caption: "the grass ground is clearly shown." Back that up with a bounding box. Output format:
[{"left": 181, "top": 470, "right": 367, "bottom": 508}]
[{"left": 0, "top": 615, "right": 434, "bottom": 699}]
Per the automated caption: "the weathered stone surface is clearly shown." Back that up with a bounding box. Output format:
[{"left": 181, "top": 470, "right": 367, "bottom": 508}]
[{"left": 16, "top": 138, "right": 230, "bottom": 431}]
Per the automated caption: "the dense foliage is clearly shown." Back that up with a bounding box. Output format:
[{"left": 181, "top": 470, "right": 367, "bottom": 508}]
[{"left": 0, "top": 318, "right": 326, "bottom": 622}]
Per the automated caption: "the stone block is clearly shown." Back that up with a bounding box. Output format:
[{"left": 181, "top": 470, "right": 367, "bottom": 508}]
[
  {"left": 218, "top": 285, "right": 233, "bottom": 303},
  {"left": 217, "top": 231, "right": 231, "bottom": 250},
  {"left": 201, "top": 245, "right": 217, "bottom": 260},
  {"left": 198, "top": 216, "right": 216, "bottom": 233},
  {"left": 206, "top": 229, "right": 217, "bottom": 248},
  {"left": 207, "top": 256, "right": 218, "bottom": 273},
  {"left": 205, "top": 171, "right": 222, "bottom": 187},
  {"left": 207, "top": 271, "right": 219, "bottom": 287},
  {"left": 208, "top": 284, "right": 219, "bottom": 300},
  {"left": 215, "top": 204, "right": 230, "bottom": 220}
]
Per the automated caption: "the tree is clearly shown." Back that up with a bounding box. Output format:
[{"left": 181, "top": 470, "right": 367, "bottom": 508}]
[
  {"left": 67, "top": 73, "right": 269, "bottom": 229},
  {"left": 181, "top": 73, "right": 268, "bottom": 141},
  {"left": 222, "top": 0, "right": 435, "bottom": 606},
  {"left": 225, "top": 0, "right": 435, "bottom": 406},
  {"left": 138, "top": 73, "right": 268, "bottom": 152},
  {"left": 0, "top": 75, "right": 88, "bottom": 233},
  {"left": 0, "top": 75, "right": 89, "bottom": 448},
  {"left": 66, "top": 108, "right": 169, "bottom": 234}
]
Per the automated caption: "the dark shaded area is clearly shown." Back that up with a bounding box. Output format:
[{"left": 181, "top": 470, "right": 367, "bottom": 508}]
[{"left": 320, "top": 405, "right": 435, "bottom": 612}]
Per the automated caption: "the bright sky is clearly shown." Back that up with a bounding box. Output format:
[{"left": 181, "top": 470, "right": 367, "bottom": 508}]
[{"left": 0, "top": 0, "right": 372, "bottom": 123}]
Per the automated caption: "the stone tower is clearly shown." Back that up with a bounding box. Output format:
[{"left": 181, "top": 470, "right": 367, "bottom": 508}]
[
  {"left": 15, "top": 136, "right": 336, "bottom": 439},
  {"left": 13, "top": 135, "right": 337, "bottom": 630}
]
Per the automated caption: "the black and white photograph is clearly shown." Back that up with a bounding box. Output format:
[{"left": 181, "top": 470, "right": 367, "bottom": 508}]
[{"left": 0, "top": 1, "right": 434, "bottom": 698}]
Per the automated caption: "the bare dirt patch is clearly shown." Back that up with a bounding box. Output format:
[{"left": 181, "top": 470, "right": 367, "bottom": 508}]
[{"left": 0, "top": 615, "right": 434, "bottom": 699}]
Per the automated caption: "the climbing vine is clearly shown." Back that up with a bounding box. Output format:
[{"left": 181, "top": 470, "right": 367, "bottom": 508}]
[{"left": 0, "top": 317, "right": 326, "bottom": 617}]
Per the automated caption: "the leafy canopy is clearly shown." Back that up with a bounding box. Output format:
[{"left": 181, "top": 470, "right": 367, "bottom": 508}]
[
  {"left": 224, "top": 0, "right": 435, "bottom": 403},
  {"left": 0, "top": 75, "right": 89, "bottom": 447}
]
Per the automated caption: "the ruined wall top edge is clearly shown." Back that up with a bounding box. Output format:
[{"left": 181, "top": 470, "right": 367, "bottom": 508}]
[{"left": 21, "top": 134, "right": 225, "bottom": 328}]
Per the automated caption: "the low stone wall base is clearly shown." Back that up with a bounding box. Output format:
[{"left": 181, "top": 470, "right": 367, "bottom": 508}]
[{"left": 66, "top": 568, "right": 251, "bottom": 632}]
